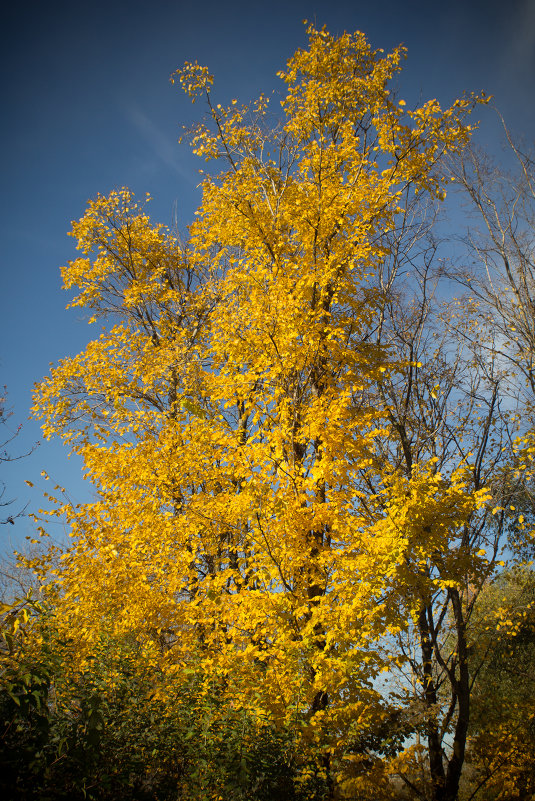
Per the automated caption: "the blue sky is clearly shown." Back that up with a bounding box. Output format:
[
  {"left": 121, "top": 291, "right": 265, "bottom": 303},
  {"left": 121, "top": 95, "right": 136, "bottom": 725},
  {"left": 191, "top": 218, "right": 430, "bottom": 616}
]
[{"left": 1, "top": 0, "right": 534, "bottom": 554}]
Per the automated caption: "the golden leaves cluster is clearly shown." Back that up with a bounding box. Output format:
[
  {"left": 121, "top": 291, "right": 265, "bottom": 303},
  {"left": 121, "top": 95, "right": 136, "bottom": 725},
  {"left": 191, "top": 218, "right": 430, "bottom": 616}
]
[{"left": 32, "top": 24, "right": 490, "bottom": 787}]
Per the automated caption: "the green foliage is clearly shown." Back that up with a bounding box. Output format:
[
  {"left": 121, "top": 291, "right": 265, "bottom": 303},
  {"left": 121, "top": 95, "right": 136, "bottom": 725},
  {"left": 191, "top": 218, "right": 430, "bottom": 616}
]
[
  {"left": 463, "top": 568, "right": 535, "bottom": 799},
  {"left": 1, "top": 596, "right": 56, "bottom": 797},
  {"left": 0, "top": 603, "right": 330, "bottom": 800}
]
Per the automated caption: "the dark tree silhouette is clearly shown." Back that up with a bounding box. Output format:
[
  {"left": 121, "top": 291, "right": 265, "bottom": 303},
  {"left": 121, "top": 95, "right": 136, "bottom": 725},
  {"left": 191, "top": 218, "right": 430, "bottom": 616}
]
[{"left": 0, "top": 388, "right": 36, "bottom": 526}]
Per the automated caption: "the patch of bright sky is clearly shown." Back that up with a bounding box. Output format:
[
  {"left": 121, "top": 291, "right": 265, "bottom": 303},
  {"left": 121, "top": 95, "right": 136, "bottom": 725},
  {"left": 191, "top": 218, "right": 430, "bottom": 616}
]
[{"left": 1, "top": 0, "right": 534, "bottom": 554}]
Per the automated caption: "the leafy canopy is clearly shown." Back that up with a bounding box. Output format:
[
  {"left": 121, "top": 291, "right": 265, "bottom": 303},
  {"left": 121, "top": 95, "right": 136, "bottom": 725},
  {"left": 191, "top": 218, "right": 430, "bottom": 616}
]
[{"left": 32, "top": 24, "right": 486, "bottom": 794}]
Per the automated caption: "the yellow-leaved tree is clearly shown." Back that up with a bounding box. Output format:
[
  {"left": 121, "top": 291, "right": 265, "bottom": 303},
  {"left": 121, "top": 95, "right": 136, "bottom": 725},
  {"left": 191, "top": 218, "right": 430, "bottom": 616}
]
[{"left": 33, "top": 25, "right": 489, "bottom": 798}]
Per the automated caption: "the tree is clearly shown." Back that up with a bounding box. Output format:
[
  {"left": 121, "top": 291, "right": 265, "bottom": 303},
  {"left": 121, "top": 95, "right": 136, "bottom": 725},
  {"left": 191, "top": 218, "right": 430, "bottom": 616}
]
[
  {"left": 462, "top": 566, "right": 535, "bottom": 800},
  {"left": 32, "top": 25, "right": 487, "bottom": 798},
  {"left": 430, "top": 122, "right": 535, "bottom": 801},
  {"left": 452, "top": 122, "right": 535, "bottom": 418},
  {"left": 0, "top": 388, "right": 35, "bottom": 528},
  {"left": 359, "top": 250, "right": 520, "bottom": 801}
]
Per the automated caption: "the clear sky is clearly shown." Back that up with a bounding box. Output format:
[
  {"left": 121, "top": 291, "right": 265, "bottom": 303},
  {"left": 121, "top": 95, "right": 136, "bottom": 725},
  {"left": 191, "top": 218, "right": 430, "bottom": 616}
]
[{"left": 1, "top": 0, "right": 534, "bottom": 554}]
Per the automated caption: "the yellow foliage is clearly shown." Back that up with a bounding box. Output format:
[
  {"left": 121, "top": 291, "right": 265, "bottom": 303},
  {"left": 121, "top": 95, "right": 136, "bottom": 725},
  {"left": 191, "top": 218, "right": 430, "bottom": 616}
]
[{"left": 31, "top": 25, "right": 487, "bottom": 794}]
